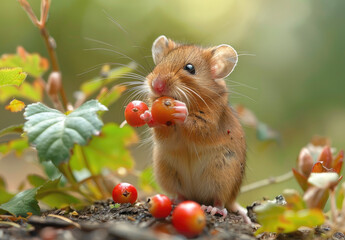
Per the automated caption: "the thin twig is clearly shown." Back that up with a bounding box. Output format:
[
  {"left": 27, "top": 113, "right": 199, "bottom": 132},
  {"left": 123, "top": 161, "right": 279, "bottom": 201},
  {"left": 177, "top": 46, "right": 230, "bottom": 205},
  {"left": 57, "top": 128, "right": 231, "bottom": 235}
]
[
  {"left": 240, "top": 171, "right": 294, "bottom": 193},
  {"left": 19, "top": 0, "right": 69, "bottom": 110}
]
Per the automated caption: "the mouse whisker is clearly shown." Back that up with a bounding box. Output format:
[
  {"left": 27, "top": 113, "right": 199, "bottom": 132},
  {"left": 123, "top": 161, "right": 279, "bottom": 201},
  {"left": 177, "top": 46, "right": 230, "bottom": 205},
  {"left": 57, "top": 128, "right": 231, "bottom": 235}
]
[
  {"left": 179, "top": 86, "right": 202, "bottom": 110},
  {"left": 84, "top": 47, "right": 150, "bottom": 75}
]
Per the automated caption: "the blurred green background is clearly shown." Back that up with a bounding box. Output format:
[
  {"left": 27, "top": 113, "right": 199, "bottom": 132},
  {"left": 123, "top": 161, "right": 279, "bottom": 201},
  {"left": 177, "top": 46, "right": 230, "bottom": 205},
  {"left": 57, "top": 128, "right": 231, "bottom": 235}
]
[{"left": 0, "top": 0, "right": 345, "bottom": 206}]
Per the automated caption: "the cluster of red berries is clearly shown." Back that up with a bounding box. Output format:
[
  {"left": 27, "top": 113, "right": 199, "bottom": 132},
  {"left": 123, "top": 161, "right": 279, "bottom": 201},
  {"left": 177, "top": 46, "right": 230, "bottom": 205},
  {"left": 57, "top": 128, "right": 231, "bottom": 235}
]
[
  {"left": 112, "top": 183, "right": 206, "bottom": 237},
  {"left": 124, "top": 97, "right": 178, "bottom": 127}
]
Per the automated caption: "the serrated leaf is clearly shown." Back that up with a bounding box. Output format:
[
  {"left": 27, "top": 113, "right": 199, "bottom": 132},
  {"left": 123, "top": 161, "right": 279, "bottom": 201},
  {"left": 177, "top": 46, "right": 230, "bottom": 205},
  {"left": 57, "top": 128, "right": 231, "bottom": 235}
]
[
  {"left": 255, "top": 202, "right": 324, "bottom": 235},
  {"left": 70, "top": 123, "right": 137, "bottom": 174},
  {"left": 0, "top": 68, "right": 27, "bottom": 87},
  {"left": 0, "top": 188, "right": 40, "bottom": 217},
  {"left": 23, "top": 100, "right": 108, "bottom": 166},
  {"left": 0, "top": 124, "right": 23, "bottom": 138},
  {"left": 5, "top": 99, "right": 26, "bottom": 112},
  {"left": 0, "top": 47, "right": 49, "bottom": 77},
  {"left": 81, "top": 64, "right": 134, "bottom": 97},
  {"left": 139, "top": 167, "right": 161, "bottom": 194}
]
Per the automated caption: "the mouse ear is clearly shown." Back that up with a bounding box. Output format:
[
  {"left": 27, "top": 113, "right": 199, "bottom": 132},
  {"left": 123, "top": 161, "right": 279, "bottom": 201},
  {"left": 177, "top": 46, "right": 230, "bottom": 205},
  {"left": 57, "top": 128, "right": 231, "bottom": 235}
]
[
  {"left": 210, "top": 44, "right": 238, "bottom": 79},
  {"left": 152, "top": 35, "right": 177, "bottom": 65}
]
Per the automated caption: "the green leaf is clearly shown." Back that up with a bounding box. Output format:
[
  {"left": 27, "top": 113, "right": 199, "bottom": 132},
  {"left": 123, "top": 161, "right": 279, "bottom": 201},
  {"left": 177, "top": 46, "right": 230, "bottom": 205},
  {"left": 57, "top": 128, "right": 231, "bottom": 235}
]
[
  {"left": 97, "top": 85, "right": 126, "bottom": 108},
  {"left": 0, "top": 68, "right": 27, "bottom": 87},
  {"left": 0, "top": 189, "right": 15, "bottom": 205},
  {"left": 35, "top": 177, "right": 80, "bottom": 208},
  {"left": 70, "top": 123, "right": 137, "bottom": 174},
  {"left": 0, "top": 47, "right": 49, "bottom": 78},
  {"left": 0, "top": 177, "right": 80, "bottom": 217},
  {"left": 27, "top": 174, "right": 47, "bottom": 187},
  {"left": 0, "top": 124, "right": 23, "bottom": 138},
  {"left": 23, "top": 100, "right": 108, "bottom": 166},
  {"left": 336, "top": 182, "right": 345, "bottom": 209},
  {"left": 0, "top": 80, "right": 43, "bottom": 103},
  {"left": 0, "top": 188, "right": 40, "bottom": 217},
  {"left": 0, "top": 138, "right": 29, "bottom": 156},
  {"left": 282, "top": 189, "right": 306, "bottom": 211},
  {"left": 81, "top": 64, "right": 134, "bottom": 97},
  {"left": 255, "top": 202, "right": 325, "bottom": 235},
  {"left": 139, "top": 167, "right": 161, "bottom": 194},
  {"left": 0, "top": 176, "right": 14, "bottom": 205}
]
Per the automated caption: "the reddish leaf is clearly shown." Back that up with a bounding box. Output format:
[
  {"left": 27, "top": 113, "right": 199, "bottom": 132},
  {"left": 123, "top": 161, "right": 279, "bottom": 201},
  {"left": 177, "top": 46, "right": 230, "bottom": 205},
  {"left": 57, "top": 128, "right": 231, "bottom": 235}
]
[
  {"left": 332, "top": 150, "right": 344, "bottom": 170},
  {"left": 311, "top": 162, "right": 325, "bottom": 173},
  {"left": 333, "top": 161, "right": 343, "bottom": 175},
  {"left": 317, "top": 146, "right": 332, "bottom": 168},
  {"left": 292, "top": 168, "right": 309, "bottom": 191}
]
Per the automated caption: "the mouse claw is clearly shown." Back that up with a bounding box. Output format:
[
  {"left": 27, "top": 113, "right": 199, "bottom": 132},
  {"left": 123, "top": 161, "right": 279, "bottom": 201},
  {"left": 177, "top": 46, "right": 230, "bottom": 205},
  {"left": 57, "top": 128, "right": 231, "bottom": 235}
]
[
  {"left": 172, "top": 100, "right": 188, "bottom": 124},
  {"left": 201, "top": 205, "right": 228, "bottom": 219},
  {"left": 140, "top": 110, "right": 152, "bottom": 123}
]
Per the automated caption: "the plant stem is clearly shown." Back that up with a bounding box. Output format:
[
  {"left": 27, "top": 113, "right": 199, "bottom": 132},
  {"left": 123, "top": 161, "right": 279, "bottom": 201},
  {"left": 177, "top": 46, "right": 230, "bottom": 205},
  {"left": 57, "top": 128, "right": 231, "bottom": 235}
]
[
  {"left": 240, "top": 171, "right": 293, "bottom": 193},
  {"left": 330, "top": 189, "right": 337, "bottom": 223},
  {"left": 58, "top": 163, "right": 93, "bottom": 202},
  {"left": 80, "top": 148, "right": 109, "bottom": 198},
  {"left": 39, "top": 28, "right": 68, "bottom": 109}
]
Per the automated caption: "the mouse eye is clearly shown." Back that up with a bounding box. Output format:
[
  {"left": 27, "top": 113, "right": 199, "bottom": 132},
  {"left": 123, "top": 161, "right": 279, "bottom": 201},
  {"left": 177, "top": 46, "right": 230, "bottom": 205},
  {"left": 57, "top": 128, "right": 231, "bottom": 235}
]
[{"left": 183, "top": 63, "right": 195, "bottom": 75}]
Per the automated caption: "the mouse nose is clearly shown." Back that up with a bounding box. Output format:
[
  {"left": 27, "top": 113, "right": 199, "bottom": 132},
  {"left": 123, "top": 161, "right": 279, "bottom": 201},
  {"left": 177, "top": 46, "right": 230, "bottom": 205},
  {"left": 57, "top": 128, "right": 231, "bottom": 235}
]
[{"left": 152, "top": 76, "right": 167, "bottom": 95}]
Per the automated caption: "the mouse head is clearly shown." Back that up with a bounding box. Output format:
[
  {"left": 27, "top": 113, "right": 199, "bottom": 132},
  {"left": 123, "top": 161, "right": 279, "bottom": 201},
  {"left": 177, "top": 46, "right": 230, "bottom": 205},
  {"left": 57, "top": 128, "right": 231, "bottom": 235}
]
[{"left": 146, "top": 35, "right": 238, "bottom": 109}]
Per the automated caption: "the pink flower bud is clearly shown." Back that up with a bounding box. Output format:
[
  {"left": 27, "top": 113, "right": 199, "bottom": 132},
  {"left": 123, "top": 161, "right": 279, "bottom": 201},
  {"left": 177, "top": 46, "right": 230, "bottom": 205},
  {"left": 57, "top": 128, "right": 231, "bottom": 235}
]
[{"left": 298, "top": 148, "right": 314, "bottom": 177}]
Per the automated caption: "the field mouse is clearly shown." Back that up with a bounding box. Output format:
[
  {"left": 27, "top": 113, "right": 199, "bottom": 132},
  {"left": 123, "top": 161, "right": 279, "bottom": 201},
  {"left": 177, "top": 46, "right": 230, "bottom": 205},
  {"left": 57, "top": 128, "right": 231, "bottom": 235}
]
[{"left": 140, "top": 36, "right": 248, "bottom": 222}]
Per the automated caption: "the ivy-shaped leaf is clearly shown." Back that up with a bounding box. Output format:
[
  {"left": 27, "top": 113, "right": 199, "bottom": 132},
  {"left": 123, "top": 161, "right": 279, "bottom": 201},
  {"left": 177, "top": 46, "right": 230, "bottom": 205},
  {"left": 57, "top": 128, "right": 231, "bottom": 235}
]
[
  {"left": 24, "top": 100, "right": 108, "bottom": 166},
  {"left": 0, "top": 68, "right": 27, "bottom": 87},
  {"left": 70, "top": 123, "right": 137, "bottom": 174}
]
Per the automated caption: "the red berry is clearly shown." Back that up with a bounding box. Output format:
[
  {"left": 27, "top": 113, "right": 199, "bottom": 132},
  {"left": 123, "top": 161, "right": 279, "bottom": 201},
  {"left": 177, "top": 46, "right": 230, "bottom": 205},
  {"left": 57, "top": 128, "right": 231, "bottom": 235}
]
[
  {"left": 151, "top": 96, "right": 176, "bottom": 126},
  {"left": 148, "top": 194, "right": 172, "bottom": 219},
  {"left": 124, "top": 101, "right": 149, "bottom": 127},
  {"left": 172, "top": 201, "right": 206, "bottom": 237},
  {"left": 112, "top": 183, "right": 138, "bottom": 204}
]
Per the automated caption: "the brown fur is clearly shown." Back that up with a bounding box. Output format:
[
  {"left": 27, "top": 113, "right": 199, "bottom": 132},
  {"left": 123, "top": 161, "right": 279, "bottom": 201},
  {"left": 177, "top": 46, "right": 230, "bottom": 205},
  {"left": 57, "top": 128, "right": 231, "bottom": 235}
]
[{"left": 146, "top": 36, "right": 246, "bottom": 211}]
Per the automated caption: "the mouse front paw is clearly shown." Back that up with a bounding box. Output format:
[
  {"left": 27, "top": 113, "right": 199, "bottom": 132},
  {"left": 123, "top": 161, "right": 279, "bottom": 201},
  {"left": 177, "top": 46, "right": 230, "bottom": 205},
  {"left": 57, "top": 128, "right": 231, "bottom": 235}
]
[{"left": 172, "top": 100, "right": 188, "bottom": 124}]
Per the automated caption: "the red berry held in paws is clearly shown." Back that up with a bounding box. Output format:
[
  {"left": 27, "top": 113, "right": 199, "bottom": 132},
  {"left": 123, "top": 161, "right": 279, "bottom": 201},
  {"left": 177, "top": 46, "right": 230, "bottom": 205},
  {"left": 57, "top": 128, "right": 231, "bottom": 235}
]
[{"left": 125, "top": 101, "right": 148, "bottom": 127}]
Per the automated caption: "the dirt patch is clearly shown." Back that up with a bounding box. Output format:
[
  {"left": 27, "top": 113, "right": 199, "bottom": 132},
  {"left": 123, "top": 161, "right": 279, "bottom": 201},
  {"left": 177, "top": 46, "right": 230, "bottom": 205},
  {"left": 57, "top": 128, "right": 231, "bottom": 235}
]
[{"left": 0, "top": 200, "right": 337, "bottom": 240}]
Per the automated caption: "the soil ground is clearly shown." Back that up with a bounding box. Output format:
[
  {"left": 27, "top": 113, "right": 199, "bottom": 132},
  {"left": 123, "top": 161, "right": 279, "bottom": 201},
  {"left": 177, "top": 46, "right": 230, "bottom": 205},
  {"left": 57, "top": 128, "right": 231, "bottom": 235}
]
[{"left": 0, "top": 200, "right": 341, "bottom": 240}]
